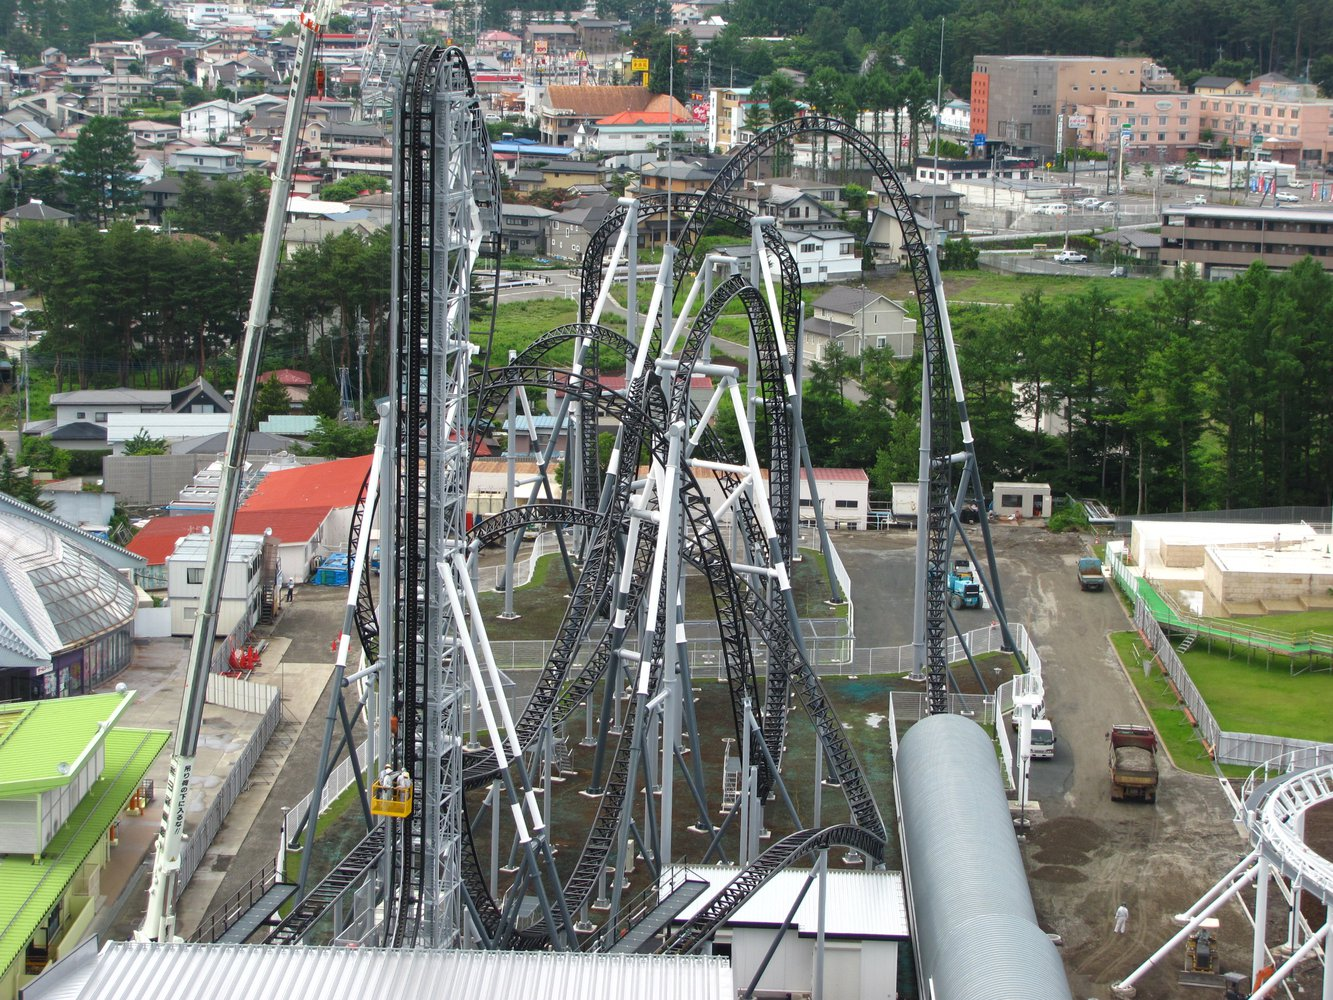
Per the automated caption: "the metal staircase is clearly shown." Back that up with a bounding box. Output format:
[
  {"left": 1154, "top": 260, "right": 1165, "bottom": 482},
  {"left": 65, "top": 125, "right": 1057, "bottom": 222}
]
[{"left": 264, "top": 827, "right": 384, "bottom": 945}]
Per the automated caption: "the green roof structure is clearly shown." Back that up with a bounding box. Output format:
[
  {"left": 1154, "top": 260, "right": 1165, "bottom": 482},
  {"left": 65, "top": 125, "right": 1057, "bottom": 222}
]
[
  {"left": 0, "top": 693, "right": 136, "bottom": 796},
  {"left": 0, "top": 726, "right": 169, "bottom": 986}
]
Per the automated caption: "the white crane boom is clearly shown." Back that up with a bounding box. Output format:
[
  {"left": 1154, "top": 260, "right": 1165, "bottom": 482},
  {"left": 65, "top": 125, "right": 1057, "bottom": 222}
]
[{"left": 136, "top": 0, "right": 345, "bottom": 943}]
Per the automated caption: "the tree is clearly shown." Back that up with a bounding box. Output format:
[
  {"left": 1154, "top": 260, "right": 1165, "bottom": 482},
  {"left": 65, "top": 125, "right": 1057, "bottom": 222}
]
[
  {"left": 0, "top": 454, "right": 49, "bottom": 507},
  {"left": 19, "top": 437, "right": 72, "bottom": 478},
  {"left": 301, "top": 417, "right": 378, "bottom": 458},
  {"left": 122, "top": 429, "right": 168, "bottom": 455},
  {"left": 254, "top": 376, "right": 292, "bottom": 428},
  {"left": 61, "top": 117, "right": 141, "bottom": 227},
  {"left": 321, "top": 173, "right": 390, "bottom": 201},
  {"left": 939, "top": 236, "right": 979, "bottom": 270},
  {"left": 305, "top": 380, "right": 342, "bottom": 419}
]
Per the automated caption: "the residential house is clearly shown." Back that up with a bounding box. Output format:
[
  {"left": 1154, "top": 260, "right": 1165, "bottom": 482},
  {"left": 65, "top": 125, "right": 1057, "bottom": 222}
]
[
  {"left": 180, "top": 99, "right": 248, "bottom": 141},
  {"left": 547, "top": 191, "right": 618, "bottom": 261},
  {"left": 751, "top": 184, "right": 843, "bottom": 233},
  {"left": 937, "top": 99, "right": 971, "bottom": 134},
  {"left": 894, "top": 180, "right": 966, "bottom": 237},
  {"left": 138, "top": 176, "right": 187, "bottom": 226},
  {"left": 575, "top": 19, "right": 629, "bottom": 53},
  {"left": 476, "top": 29, "right": 522, "bottom": 56},
  {"left": 305, "top": 119, "right": 386, "bottom": 155},
  {"left": 1, "top": 200, "right": 73, "bottom": 231},
  {"left": 807, "top": 286, "right": 917, "bottom": 360},
  {"left": 92, "top": 74, "right": 151, "bottom": 115},
  {"left": 63, "top": 60, "right": 110, "bottom": 96},
  {"left": 530, "top": 160, "right": 609, "bottom": 190},
  {"left": 169, "top": 145, "right": 243, "bottom": 177},
  {"left": 500, "top": 203, "right": 555, "bottom": 255},
  {"left": 1192, "top": 76, "right": 1245, "bottom": 97},
  {"left": 539, "top": 85, "right": 686, "bottom": 147},
  {"left": 524, "top": 23, "right": 578, "bottom": 56},
  {"left": 782, "top": 228, "right": 861, "bottom": 284},
  {"left": 127, "top": 119, "right": 181, "bottom": 145},
  {"left": 1092, "top": 228, "right": 1161, "bottom": 264},
  {"left": 866, "top": 207, "right": 945, "bottom": 265},
  {"left": 258, "top": 369, "right": 313, "bottom": 409},
  {"left": 592, "top": 109, "right": 704, "bottom": 154},
  {"left": 25, "top": 377, "right": 231, "bottom": 451},
  {"left": 282, "top": 216, "right": 381, "bottom": 257},
  {"left": 507, "top": 169, "right": 548, "bottom": 194},
  {"left": 635, "top": 157, "right": 720, "bottom": 195}
]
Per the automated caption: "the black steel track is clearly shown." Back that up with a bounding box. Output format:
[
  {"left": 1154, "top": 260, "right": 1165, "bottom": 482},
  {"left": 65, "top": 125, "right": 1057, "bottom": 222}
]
[
  {"left": 672, "top": 116, "right": 957, "bottom": 712},
  {"left": 365, "top": 106, "right": 898, "bottom": 952},
  {"left": 385, "top": 41, "right": 495, "bottom": 948}
]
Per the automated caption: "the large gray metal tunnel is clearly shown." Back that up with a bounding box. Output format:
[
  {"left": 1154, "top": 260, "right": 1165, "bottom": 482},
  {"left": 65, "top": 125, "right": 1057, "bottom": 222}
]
[{"left": 896, "top": 714, "right": 1073, "bottom": 1000}]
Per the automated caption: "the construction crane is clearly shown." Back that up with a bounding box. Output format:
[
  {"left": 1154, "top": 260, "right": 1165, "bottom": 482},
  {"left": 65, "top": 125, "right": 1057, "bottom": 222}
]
[{"left": 136, "top": 0, "right": 343, "bottom": 944}]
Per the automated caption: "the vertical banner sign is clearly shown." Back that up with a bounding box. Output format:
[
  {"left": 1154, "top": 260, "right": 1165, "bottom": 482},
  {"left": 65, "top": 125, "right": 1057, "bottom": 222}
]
[{"left": 1056, "top": 113, "right": 1065, "bottom": 157}]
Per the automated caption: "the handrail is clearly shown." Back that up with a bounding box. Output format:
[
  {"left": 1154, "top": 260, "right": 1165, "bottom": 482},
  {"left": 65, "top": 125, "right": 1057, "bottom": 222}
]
[
  {"left": 190, "top": 858, "right": 280, "bottom": 943},
  {"left": 580, "top": 860, "right": 704, "bottom": 953}
]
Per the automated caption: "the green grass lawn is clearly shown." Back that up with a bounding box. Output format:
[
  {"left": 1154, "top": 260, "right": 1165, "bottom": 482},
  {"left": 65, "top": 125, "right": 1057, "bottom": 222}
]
[
  {"left": 477, "top": 298, "right": 597, "bottom": 366},
  {"left": 1110, "top": 631, "right": 1322, "bottom": 778},
  {"left": 943, "top": 272, "right": 1160, "bottom": 308}
]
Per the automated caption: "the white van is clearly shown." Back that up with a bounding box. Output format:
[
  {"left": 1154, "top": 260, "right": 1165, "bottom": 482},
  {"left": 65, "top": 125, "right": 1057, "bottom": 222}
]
[
  {"left": 1029, "top": 718, "right": 1056, "bottom": 759},
  {"left": 1033, "top": 203, "right": 1068, "bottom": 215}
]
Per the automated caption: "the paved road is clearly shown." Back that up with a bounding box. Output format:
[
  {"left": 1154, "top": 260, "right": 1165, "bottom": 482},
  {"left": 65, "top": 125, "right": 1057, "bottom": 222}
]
[{"left": 834, "top": 525, "right": 1244, "bottom": 1000}]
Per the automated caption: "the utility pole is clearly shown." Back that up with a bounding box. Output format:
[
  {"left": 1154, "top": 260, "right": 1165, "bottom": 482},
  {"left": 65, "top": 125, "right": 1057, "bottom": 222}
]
[{"left": 356, "top": 313, "right": 368, "bottom": 420}]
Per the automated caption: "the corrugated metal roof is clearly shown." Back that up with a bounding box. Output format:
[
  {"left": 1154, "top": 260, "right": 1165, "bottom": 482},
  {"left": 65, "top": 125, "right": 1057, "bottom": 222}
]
[
  {"left": 0, "top": 727, "right": 169, "bottom": 986},
  {"left": 896, "top": 714, "right": 1072, "bottom": 1000},
  {"left": 65, "top": 943, "right": 733, "bottom": 1000},
  {"left": 0, "top": 691, "right": 134, "bottom": 795},
  {"left": 671, "top": 864, "right": 908, "bottom": 938}
]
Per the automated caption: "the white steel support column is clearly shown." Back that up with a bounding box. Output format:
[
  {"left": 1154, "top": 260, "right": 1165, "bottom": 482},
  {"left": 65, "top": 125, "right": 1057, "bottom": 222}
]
[{"left": 1253, "top": 854, "right": 1271, "bottom": 985}]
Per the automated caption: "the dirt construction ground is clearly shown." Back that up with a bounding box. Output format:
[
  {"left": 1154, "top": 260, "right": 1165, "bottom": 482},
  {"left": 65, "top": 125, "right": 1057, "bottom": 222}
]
[{"left": 832, "top": 523, "right": 1325, "bottom": 1000}]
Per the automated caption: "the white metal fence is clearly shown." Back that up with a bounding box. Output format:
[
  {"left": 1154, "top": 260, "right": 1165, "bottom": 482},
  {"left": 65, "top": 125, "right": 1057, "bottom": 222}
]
[
  {"left": 177, "top": 681, "right": 282, "bottom": 893},
  {"left": 1133, "top": 598, "right": 1331, "bottom": 767},
  {"left": 284, "top": 737, "right": 376, "bottom": 842}
]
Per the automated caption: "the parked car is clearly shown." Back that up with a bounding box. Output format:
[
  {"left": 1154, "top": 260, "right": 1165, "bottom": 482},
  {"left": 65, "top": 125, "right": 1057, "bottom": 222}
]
[
  {"left": 1275, "top": 191, "right": 1300, "bottom": 203},
  {"left": 1075, "top": 196, "right": 1103, "bottom": 209},
  {"left": 1033, "top": 202, "right": 1068, "bottom": 215},
  {"left": 1053, "top": 250, "right": 1088, "bottom": 263},
  {"left": 1098, "top": 201, "right": 1118, "bottom": 213},
  {"left": 1287, "top": 179, "right": 1305, "bottom": 189}
]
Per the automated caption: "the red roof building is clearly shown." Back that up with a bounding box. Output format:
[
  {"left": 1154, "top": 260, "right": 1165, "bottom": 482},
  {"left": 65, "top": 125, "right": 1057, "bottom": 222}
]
[
  {"left": 129, "top": 455, "right": 374, "bottom": 586},
  {"left": 245, "top": 454, "right": 371, "bottom": 511},
  {"left": 258, "top": 369, "right": 314, "bottom": 408}
]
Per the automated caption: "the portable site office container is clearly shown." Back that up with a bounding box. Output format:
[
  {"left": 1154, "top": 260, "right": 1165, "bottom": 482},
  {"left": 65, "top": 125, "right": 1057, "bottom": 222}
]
[{"left": 991, "top": 482, "right": 1052, "bottom": 519}]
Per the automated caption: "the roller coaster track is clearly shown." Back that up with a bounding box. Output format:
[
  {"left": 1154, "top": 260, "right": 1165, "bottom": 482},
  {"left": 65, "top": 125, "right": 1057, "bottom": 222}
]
[
  {"left": 382, "top": 41, "right": 495, "bottom": 948},
  {"left": 578, "top": 195, "right": 803, "bottom": 545},
  {"left": 339, "top": 104, "right": 896, "bottom": 953},
  {"left": 672, "top": 116, "right": 957, "bottom": 713},
  {"left": 657, "top": 825, "right": 886, "bottom": 955}
]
